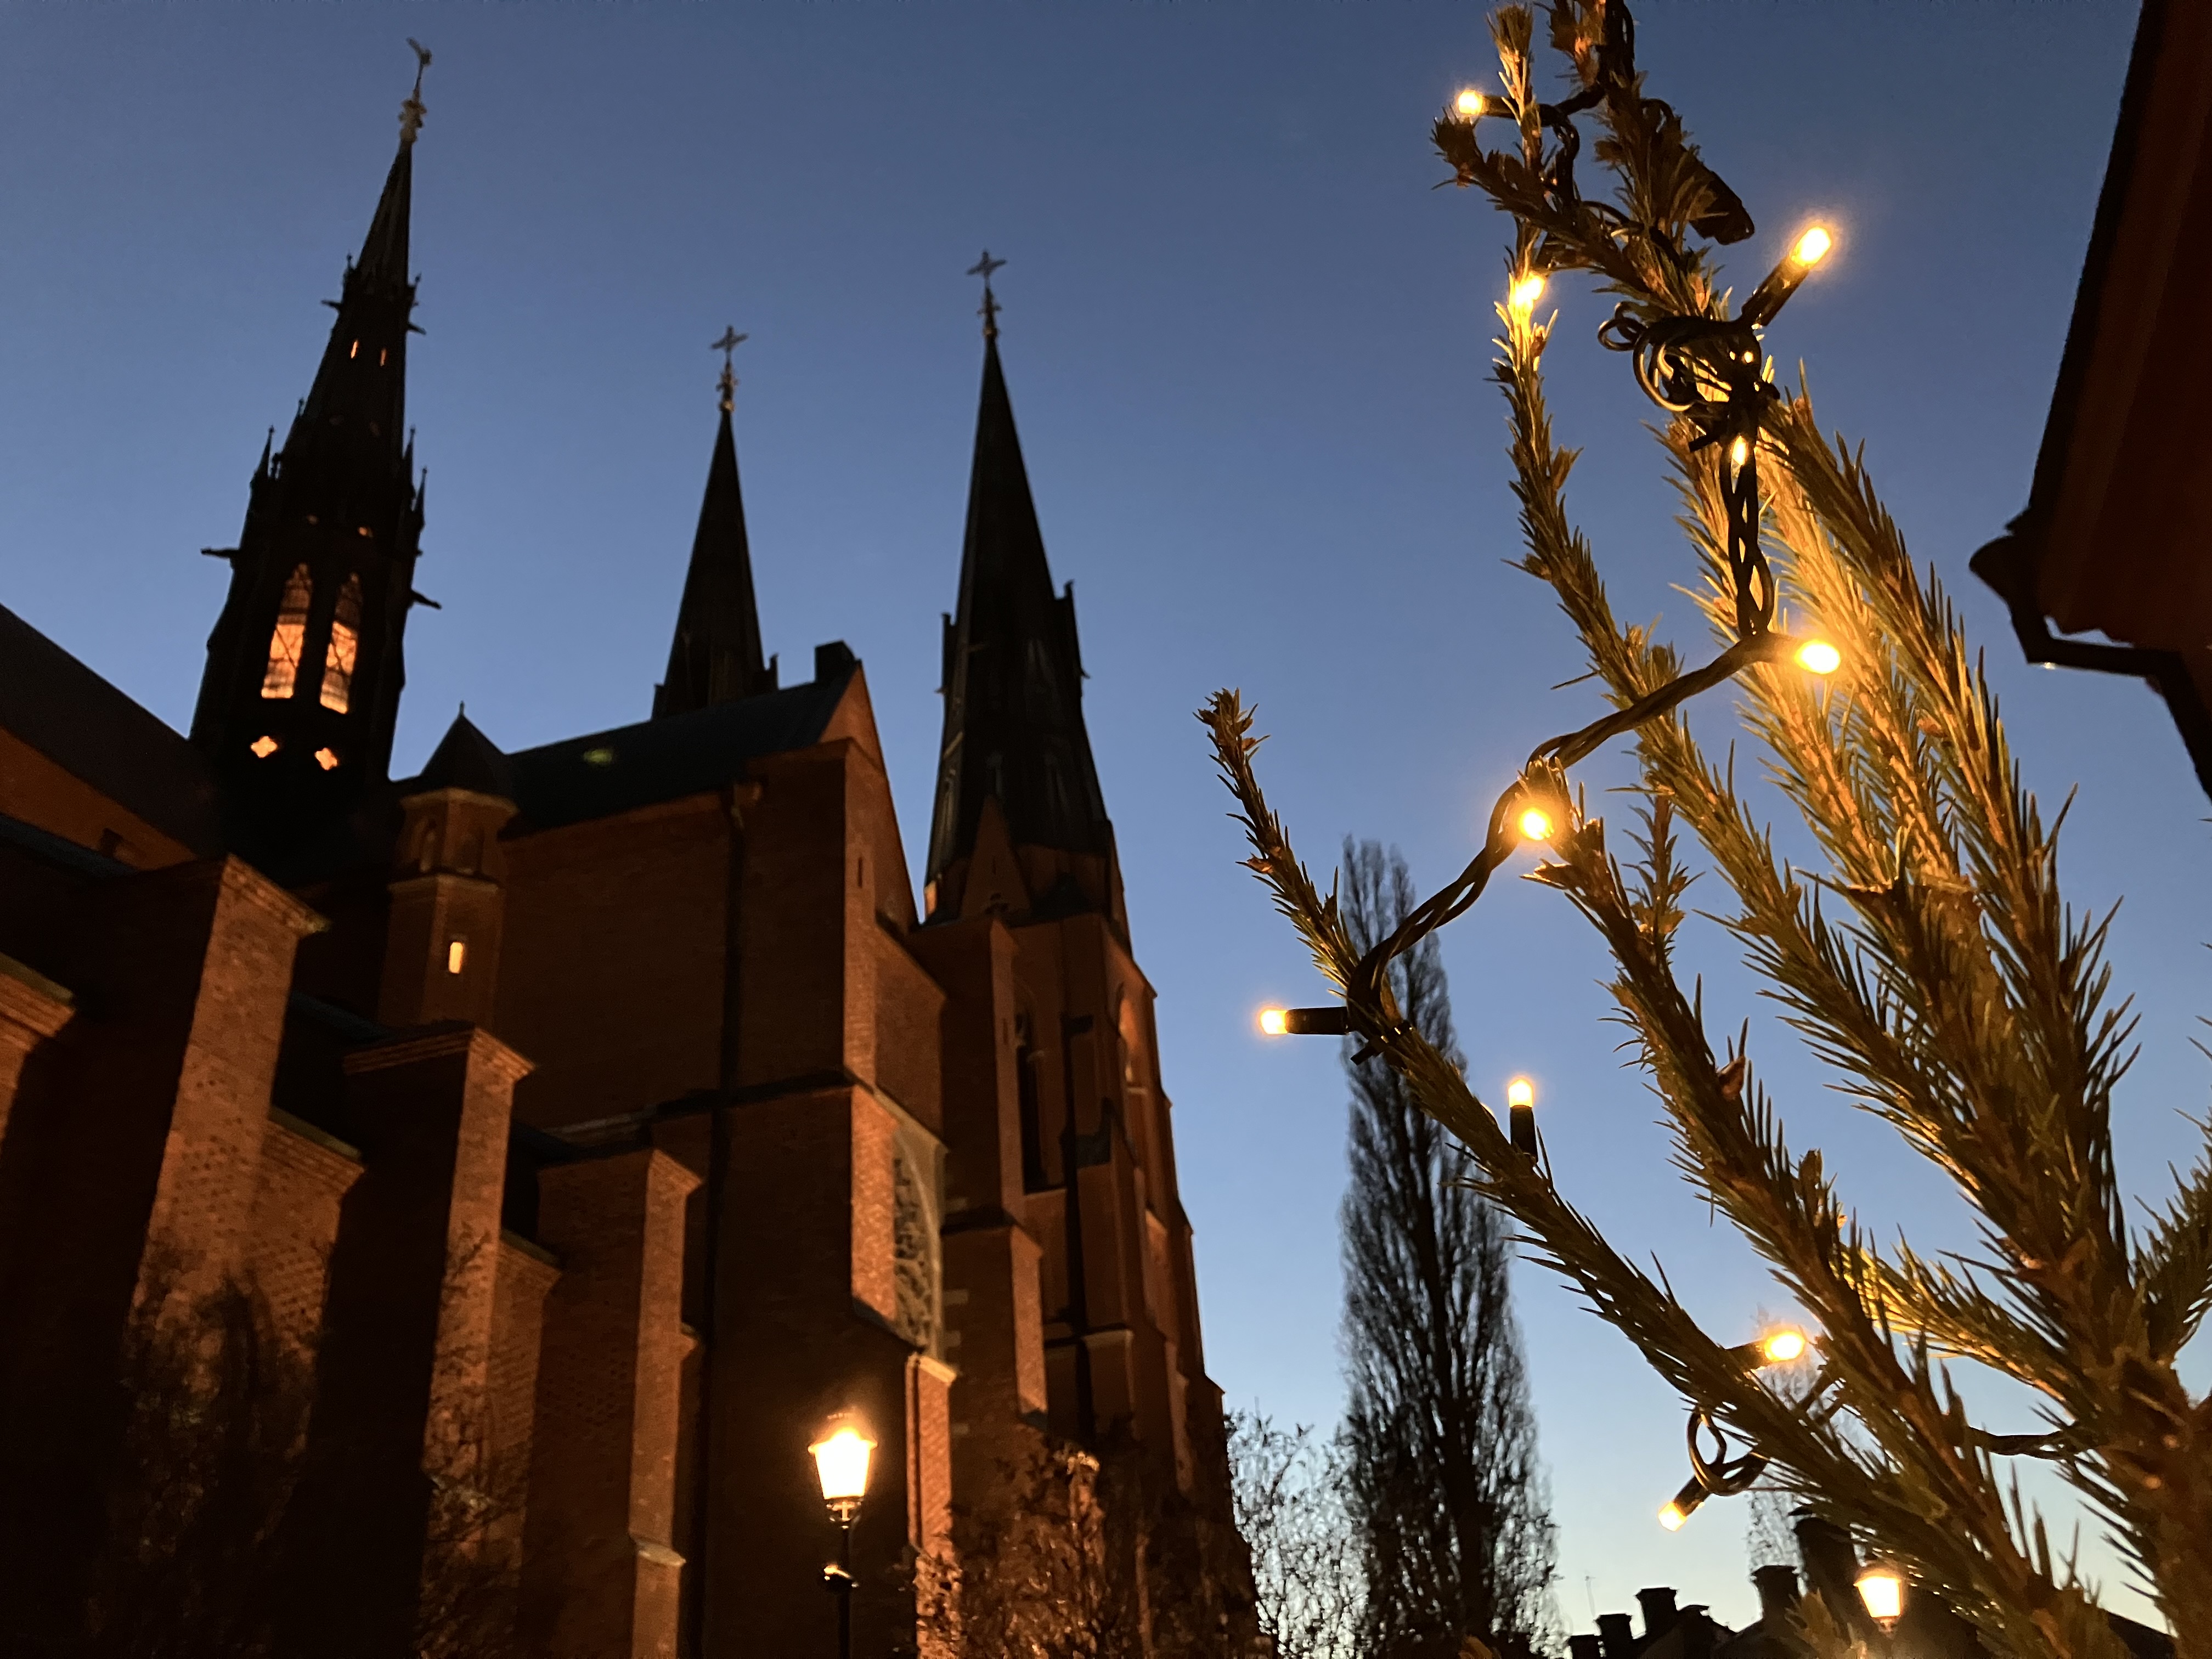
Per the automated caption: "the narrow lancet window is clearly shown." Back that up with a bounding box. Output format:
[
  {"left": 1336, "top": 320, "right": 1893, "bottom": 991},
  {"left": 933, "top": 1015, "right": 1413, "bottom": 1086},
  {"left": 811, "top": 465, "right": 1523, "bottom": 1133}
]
[
  {"left": 261, "top": 565, "right": 313, "bottom": 699},
  {"left": 320, "top": 574, "right": 362, "bottom": 713}
]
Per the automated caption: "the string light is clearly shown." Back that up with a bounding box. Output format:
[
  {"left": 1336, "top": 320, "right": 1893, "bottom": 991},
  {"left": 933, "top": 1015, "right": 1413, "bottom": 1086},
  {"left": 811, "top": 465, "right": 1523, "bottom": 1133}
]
[
  {"left": 1506, "top": 1076, "right": 1538, "bottom": 1155},
  {"left": 1456, "top": 88, "right": 1487, "bottom": 119},
  {"left": 1855, "top": 1564, "right": 1905, "bottom": 1629},
  {"left": 1658, "top": 1475, "right": 1708, "bottom": 1530},
  {"left": 1793, "top": 640, "right": 1842, "bottom": 675},
  {"left": 1509, "top": 273, "right": 1547, "bottom": 314},
  {"left": 1792, "top": 225, "right": 1833, "bottom": 267},
  {"left": 1728, "top": 1327, "right": 1809, "bottom": 1368},
  {"left": 1258, "top": 1006, "right": 1351, "bottom": 1037},
  {"left": 1729, "top": 435, "right": 1750, "bottom": 470},
  {"left": 1259, "top": 1007, "right": 1289, "bottom": 1037},
  {"left": 1517, "top": 805, "right": 1555, "bottom": 842}
]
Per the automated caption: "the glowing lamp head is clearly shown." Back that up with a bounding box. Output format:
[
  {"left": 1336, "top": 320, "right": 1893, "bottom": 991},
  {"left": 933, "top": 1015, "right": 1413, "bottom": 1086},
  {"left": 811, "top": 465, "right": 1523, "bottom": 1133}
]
[
  {"left": 1455, "top": 88, "right": 1486, "bottom": 119},
  {"left": 1760, "top": 1329, "right": 1808, "bottom": 1365},
  {"left": 1793, "top": 640, "right": 1843, "bottom": 676},
  {"left": 1792, "top": 226, "right": 1833, "bottom": 267},
  {"left": 1517, "top": 805, "right": 1555, "bottom": 843},
  {"left": 1728, "top": 435, "right": 1750, "bottom": 469},
  {"left": 1508, "top": 274, "right": 1547, "bottom": 313},
  {"left": 810, "top": 1423, "right": 876, "bottom": 1523},
  {"left": 1657, "top": 1501, "right": 1689, "bottom": 1532},
  {"left": 1506, "top": 1077, "right": 1535, "bottom": 1110},
  {"left": 1855, "top": 1565, "right": 1905, "bottom": 1628},
  {"left": 1259, "top": 1007, "right": 1290, "bottom": 1037}
]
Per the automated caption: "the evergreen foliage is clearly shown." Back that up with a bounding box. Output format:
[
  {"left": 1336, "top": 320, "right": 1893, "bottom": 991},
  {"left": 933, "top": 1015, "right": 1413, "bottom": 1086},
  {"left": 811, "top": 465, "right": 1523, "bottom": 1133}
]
[
  {"left": 1336, "top": 842, "right": 1557, "bottom": 1656},
  {"left": 1202, "top": 5, "right": 2212, "bottom": 1654}
]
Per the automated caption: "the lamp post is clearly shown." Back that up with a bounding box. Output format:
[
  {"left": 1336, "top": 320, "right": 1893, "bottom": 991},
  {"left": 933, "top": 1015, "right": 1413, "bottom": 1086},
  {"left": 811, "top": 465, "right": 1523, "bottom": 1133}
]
[{"left": 810, "top": 1421, "right": 875, "bottom": 1659}]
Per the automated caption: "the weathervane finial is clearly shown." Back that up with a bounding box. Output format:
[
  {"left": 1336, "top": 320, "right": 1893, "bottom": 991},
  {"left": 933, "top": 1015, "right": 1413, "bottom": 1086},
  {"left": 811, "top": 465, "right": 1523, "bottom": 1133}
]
[
  {"left": 710, "top": 326, "right": 748, "bottom": 412},
  {"left": 399, "top": 39, "right": 432, "bottom": 146},
  {"left": 967, "top": 250, "right": 1006, "bottom": 340}
]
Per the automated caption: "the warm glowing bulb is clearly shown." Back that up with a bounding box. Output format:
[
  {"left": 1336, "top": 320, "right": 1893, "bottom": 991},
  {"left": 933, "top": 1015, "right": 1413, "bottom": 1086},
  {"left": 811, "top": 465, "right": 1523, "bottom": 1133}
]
[
  {"left": 810, "top": 1425, "right": 876, "bottom": 1505},
  {"left": 1259, "top": 1007, "right": 1289, "bottom": 1037},
  {"left": 1456, "top": 88, "right": 1486, "bottom": 118},
  {"left": 1760, "top": 1329, "right": 1808, "bottom": 1364},
  {"left": 1855, "top": 1566, "right": 1904, "bottom": 1627},
  {"left": 1658, "top": 1503, "right": 1688, "bottom": 1532},
  {"left": 1792, "top": 225, "right": 1833, "bottom": 267},
  {"left": 1794, "top": 640, "right": 1843, "bottom": 676},
  {"left": 1506, "top": 1077, "right": 1535, "bottom": 1110},
  {"left": 1728, "top": 435, "right": 1750, "bottom": 469},
  {"left": 1508, "top": 274, "right": 1547, "bottom": 312},
  {"left": 1517, "top": 806, "right": 1555, "bottom": 842}
]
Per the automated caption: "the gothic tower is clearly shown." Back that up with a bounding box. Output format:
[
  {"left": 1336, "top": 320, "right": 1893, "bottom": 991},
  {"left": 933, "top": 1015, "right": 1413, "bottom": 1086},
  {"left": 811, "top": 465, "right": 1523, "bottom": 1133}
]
[
  {"left": 191, "top": 69, "right": 431, "bottom": 865},
  {"left": 653, "top": 334, "right": 777, "bottom": 715}
]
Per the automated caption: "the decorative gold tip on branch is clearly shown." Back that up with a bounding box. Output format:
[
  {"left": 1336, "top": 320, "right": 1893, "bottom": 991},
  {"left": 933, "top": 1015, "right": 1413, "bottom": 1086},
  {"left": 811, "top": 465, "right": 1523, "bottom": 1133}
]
[{"left": 1793, "top": 640, "right": 1842, "bottom": 676}]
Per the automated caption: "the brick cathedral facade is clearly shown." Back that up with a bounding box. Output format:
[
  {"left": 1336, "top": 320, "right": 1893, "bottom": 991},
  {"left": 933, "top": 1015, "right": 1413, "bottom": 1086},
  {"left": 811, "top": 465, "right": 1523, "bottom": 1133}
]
[{"left": 0, "top": 88, "right": 1249, "bottom": 1658}]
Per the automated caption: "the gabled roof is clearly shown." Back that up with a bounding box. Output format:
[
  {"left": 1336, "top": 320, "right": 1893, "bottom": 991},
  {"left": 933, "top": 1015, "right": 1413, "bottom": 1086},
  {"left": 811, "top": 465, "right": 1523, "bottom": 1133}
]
[
  {"left": 0, "top": 602, "right": 223, "bottom": 856},
  {"left": 397, "top": 654, "right": 858, "bottom": 835}
]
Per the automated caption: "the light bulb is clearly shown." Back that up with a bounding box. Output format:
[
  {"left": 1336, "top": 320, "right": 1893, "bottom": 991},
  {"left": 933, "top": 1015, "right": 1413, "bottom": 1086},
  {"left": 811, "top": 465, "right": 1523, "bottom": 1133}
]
[
  {"left": 1508, "top": 274, "right": 1547, "bottom": 312},
  {"left": 1760, "top": 1329, "right": 1807, "bottom": 1364},
  {"left": 1855, "top": 1565, "right": 1904, "bottom": 1628},
  {"left": 1792, "top": 225, "right": 1833, "bottom": 267},
  {"left": 1506, "top": 1077, "right": 1535, "bottom": 1110},
  {"left": 1259, "top": 1007, "right": 1289, "bottom": 1037},
  {"left": 810, "top": 1424, "right": 876, "bottom": 1506},
  {"left": 1729, "top": 435, "right": 1750, "bottom": 469},
  {"left": 1658, "top": 1502, "right": 1688, "bottom": 1531},
  {"left": 1517, "top": 806, "right": 1555, "bottom": 842},
  {"left": 1456, "top": 88, "right": 1486, "bottom": 118},
  {"left": 1794, "top": 640, "right": 1843, "bottom": 676}
]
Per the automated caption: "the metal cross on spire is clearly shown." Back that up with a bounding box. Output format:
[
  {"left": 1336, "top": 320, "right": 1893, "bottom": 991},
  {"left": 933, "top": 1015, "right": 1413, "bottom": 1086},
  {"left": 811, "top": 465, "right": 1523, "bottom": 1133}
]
[
  {"left": 967, "top": 250, "right": 1006, "bottom": 339},
  {"left": 399, "top": 39, "right": 432, "bottom": 146},
  {"left": 710, "top": 326, "right": 748, "bottom": 411}
]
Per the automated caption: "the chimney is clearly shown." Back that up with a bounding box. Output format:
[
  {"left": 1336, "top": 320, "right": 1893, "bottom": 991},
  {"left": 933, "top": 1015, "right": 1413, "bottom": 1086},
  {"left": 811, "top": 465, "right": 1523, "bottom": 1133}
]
[
  {"left": 1568, "top": 1638, "right": 1605, "bottom": 1659},
  {"left": 1638, "top": 1587, "right": 1680, "bottom": 1640},
  {"left": 1794, "top": 1512, "right": 1865, "bottom": 1631},
  {"left": 1596, "top": 1612, "right": 1636, "bottom": 1659},
  {"left": 1753, "top": 1564, "right": 1802, "bottom": 1629}
]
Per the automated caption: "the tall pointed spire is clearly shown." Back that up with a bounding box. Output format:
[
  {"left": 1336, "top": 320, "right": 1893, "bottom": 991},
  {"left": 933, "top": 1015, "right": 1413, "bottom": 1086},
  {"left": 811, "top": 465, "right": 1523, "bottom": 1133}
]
[
  {"left": 926, "top": 259, "right": 1114, "bottom": 919},
  {"left": 653, "top": 329, "right": 774, "bottom": 716},
  {"left": 190, "top": 50, "right": 433, "bottom": 868}
]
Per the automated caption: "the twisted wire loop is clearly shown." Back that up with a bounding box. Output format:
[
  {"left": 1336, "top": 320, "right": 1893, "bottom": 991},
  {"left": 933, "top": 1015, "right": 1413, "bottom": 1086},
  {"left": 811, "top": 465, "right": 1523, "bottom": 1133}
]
[{"left": 1687, "top": 1406, "right": 1771, "bottom": 1498}]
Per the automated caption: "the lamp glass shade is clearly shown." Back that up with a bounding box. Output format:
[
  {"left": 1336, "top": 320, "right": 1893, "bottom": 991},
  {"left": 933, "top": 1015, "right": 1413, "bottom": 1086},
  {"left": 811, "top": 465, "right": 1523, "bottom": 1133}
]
[
  {"left": 1855, "top": 1565, "right": 1904, "bottom": 1625},
  {"left": 810, "top": 1426, "right": 876, "bottom": 1504}
]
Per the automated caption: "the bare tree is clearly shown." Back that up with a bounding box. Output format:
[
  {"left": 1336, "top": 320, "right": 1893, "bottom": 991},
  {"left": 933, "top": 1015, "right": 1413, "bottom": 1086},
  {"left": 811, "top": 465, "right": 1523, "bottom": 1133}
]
[
  {"left": 1336, "top": 841, "right": 1558, "bottom": 1659},
  {"left": 1226, "top": 1411, "right": 1361, "bottom": 1659}
]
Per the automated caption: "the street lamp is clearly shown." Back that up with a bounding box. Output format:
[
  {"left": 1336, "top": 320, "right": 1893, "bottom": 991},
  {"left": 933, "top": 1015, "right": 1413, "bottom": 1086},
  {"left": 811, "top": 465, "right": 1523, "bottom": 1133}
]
[
  {"left": 810, "top": 1420, "right": 876, "bottom": 1659},
  {"left": 1855, "top": 1561, "right": 1905, "bottom": 1633}
]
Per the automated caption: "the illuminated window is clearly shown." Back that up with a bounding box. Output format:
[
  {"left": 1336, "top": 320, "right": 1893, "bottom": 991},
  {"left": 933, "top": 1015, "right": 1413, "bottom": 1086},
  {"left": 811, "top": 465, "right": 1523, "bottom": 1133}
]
[
  {"left": 261, "top": 565, "right": 312, "bottom": 699},
  {"left": 446, "top": 939, "right": 467, "bottom": 975},
  {"left": 349, "top": 339, "right": 359, "bottom": 359},
  {"left": 250, "top": 735, "right": 279, "bottom": 759},
  {"left": 314, "top": 747, "right": 340, "bottom": 771},
  {"left": 320, "top": 574, "right": 362, "bottom": 712},
  {"left": 379, "top": 348, "right": 388, "bottom": 366}
]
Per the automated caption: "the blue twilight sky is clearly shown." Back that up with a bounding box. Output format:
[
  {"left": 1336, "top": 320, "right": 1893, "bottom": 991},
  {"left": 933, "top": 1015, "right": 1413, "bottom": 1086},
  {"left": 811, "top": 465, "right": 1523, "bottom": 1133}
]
[{"left": 0, "top": 0, "right": 2194, "bottom": 1636}]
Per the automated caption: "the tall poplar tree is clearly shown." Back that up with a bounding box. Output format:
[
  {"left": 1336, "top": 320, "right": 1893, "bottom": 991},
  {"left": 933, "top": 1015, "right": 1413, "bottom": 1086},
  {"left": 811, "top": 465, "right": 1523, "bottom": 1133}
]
[{"left": 1336, "top": 840, "right": 1556, "bottom": 1657}]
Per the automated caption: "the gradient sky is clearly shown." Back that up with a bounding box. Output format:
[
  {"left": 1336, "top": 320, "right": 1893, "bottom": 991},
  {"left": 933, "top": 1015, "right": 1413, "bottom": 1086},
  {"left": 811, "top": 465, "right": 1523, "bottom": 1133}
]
[{"left": 0, "top": 0, "right": 2191, "bottom": 1637}]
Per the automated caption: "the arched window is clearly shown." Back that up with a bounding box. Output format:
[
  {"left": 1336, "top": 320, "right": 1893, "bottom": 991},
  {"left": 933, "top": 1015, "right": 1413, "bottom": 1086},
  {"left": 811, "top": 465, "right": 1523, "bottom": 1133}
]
[
  {"left": 260, "top": 565, "right": 312, "bottom": 699},
  {"left": 320, "top": 574, "right": 362, "bottom": 713}
]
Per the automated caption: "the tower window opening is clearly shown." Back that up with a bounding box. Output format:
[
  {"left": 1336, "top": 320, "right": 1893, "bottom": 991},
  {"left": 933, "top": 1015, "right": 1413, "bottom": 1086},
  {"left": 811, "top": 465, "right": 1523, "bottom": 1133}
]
[
  {"left": 379, "top": 348, "right": 388, "bottom": 366},
  {"left": 250, "top": 735, "right": 279, "bottom": 759},
  {"left": 320, "top": 574, "right": 362, "bottom": 712},
  {"left": 313, "top": 747, "right": 340, "bottom": 771},
  {"left": 260, "top": 564, "right": 313, "bottom": 699},
  {"left": 447, "top": 939, "right": 467, "bottom": 975},
  {"left": 349, "top": 340, "right": 359, "bottom": 359}
]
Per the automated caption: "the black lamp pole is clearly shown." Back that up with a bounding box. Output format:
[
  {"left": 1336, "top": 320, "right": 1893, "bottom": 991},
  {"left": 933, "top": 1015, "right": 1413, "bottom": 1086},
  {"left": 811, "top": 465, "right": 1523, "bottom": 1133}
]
[{"left": 821, "top": 1503, "right": 857, "bottom": 1659}]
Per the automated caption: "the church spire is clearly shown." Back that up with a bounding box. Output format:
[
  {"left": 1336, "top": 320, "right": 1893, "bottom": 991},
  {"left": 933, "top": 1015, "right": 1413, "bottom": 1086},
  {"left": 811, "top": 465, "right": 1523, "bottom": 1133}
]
[
  {"left": 653, "top": 328, "right": 775, "bottom": 717},
  {"left": 190, "top": 50, "right": 433, "bottom": 868},
  {"left": 925, "top": 258, "right": 1114, "bottom": 921}
]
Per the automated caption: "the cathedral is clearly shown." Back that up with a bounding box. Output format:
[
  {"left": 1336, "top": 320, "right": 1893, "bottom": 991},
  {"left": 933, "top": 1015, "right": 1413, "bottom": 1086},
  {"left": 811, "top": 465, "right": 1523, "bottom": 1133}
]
[{"left": 0, "top": 76, "right": 1247, "bottom": 1659}]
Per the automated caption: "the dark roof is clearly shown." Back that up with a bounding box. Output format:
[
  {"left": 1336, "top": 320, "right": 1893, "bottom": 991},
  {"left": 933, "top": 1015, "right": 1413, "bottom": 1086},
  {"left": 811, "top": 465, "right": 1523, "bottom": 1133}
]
[
  {"left": 415, "top": 710, "right": 515, "bottom": 798},
  {"left": 399, "top": 653, "right": 856, "bottom": 835},
  {"left": 924, "top": 331, "right": 1111, "bottom": 884},
  {"left": 0, "top": 602, "right": 223, "bottom": 856},
  {"left": 653, "top": 403, "right": 774, "bottom": 717}
]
